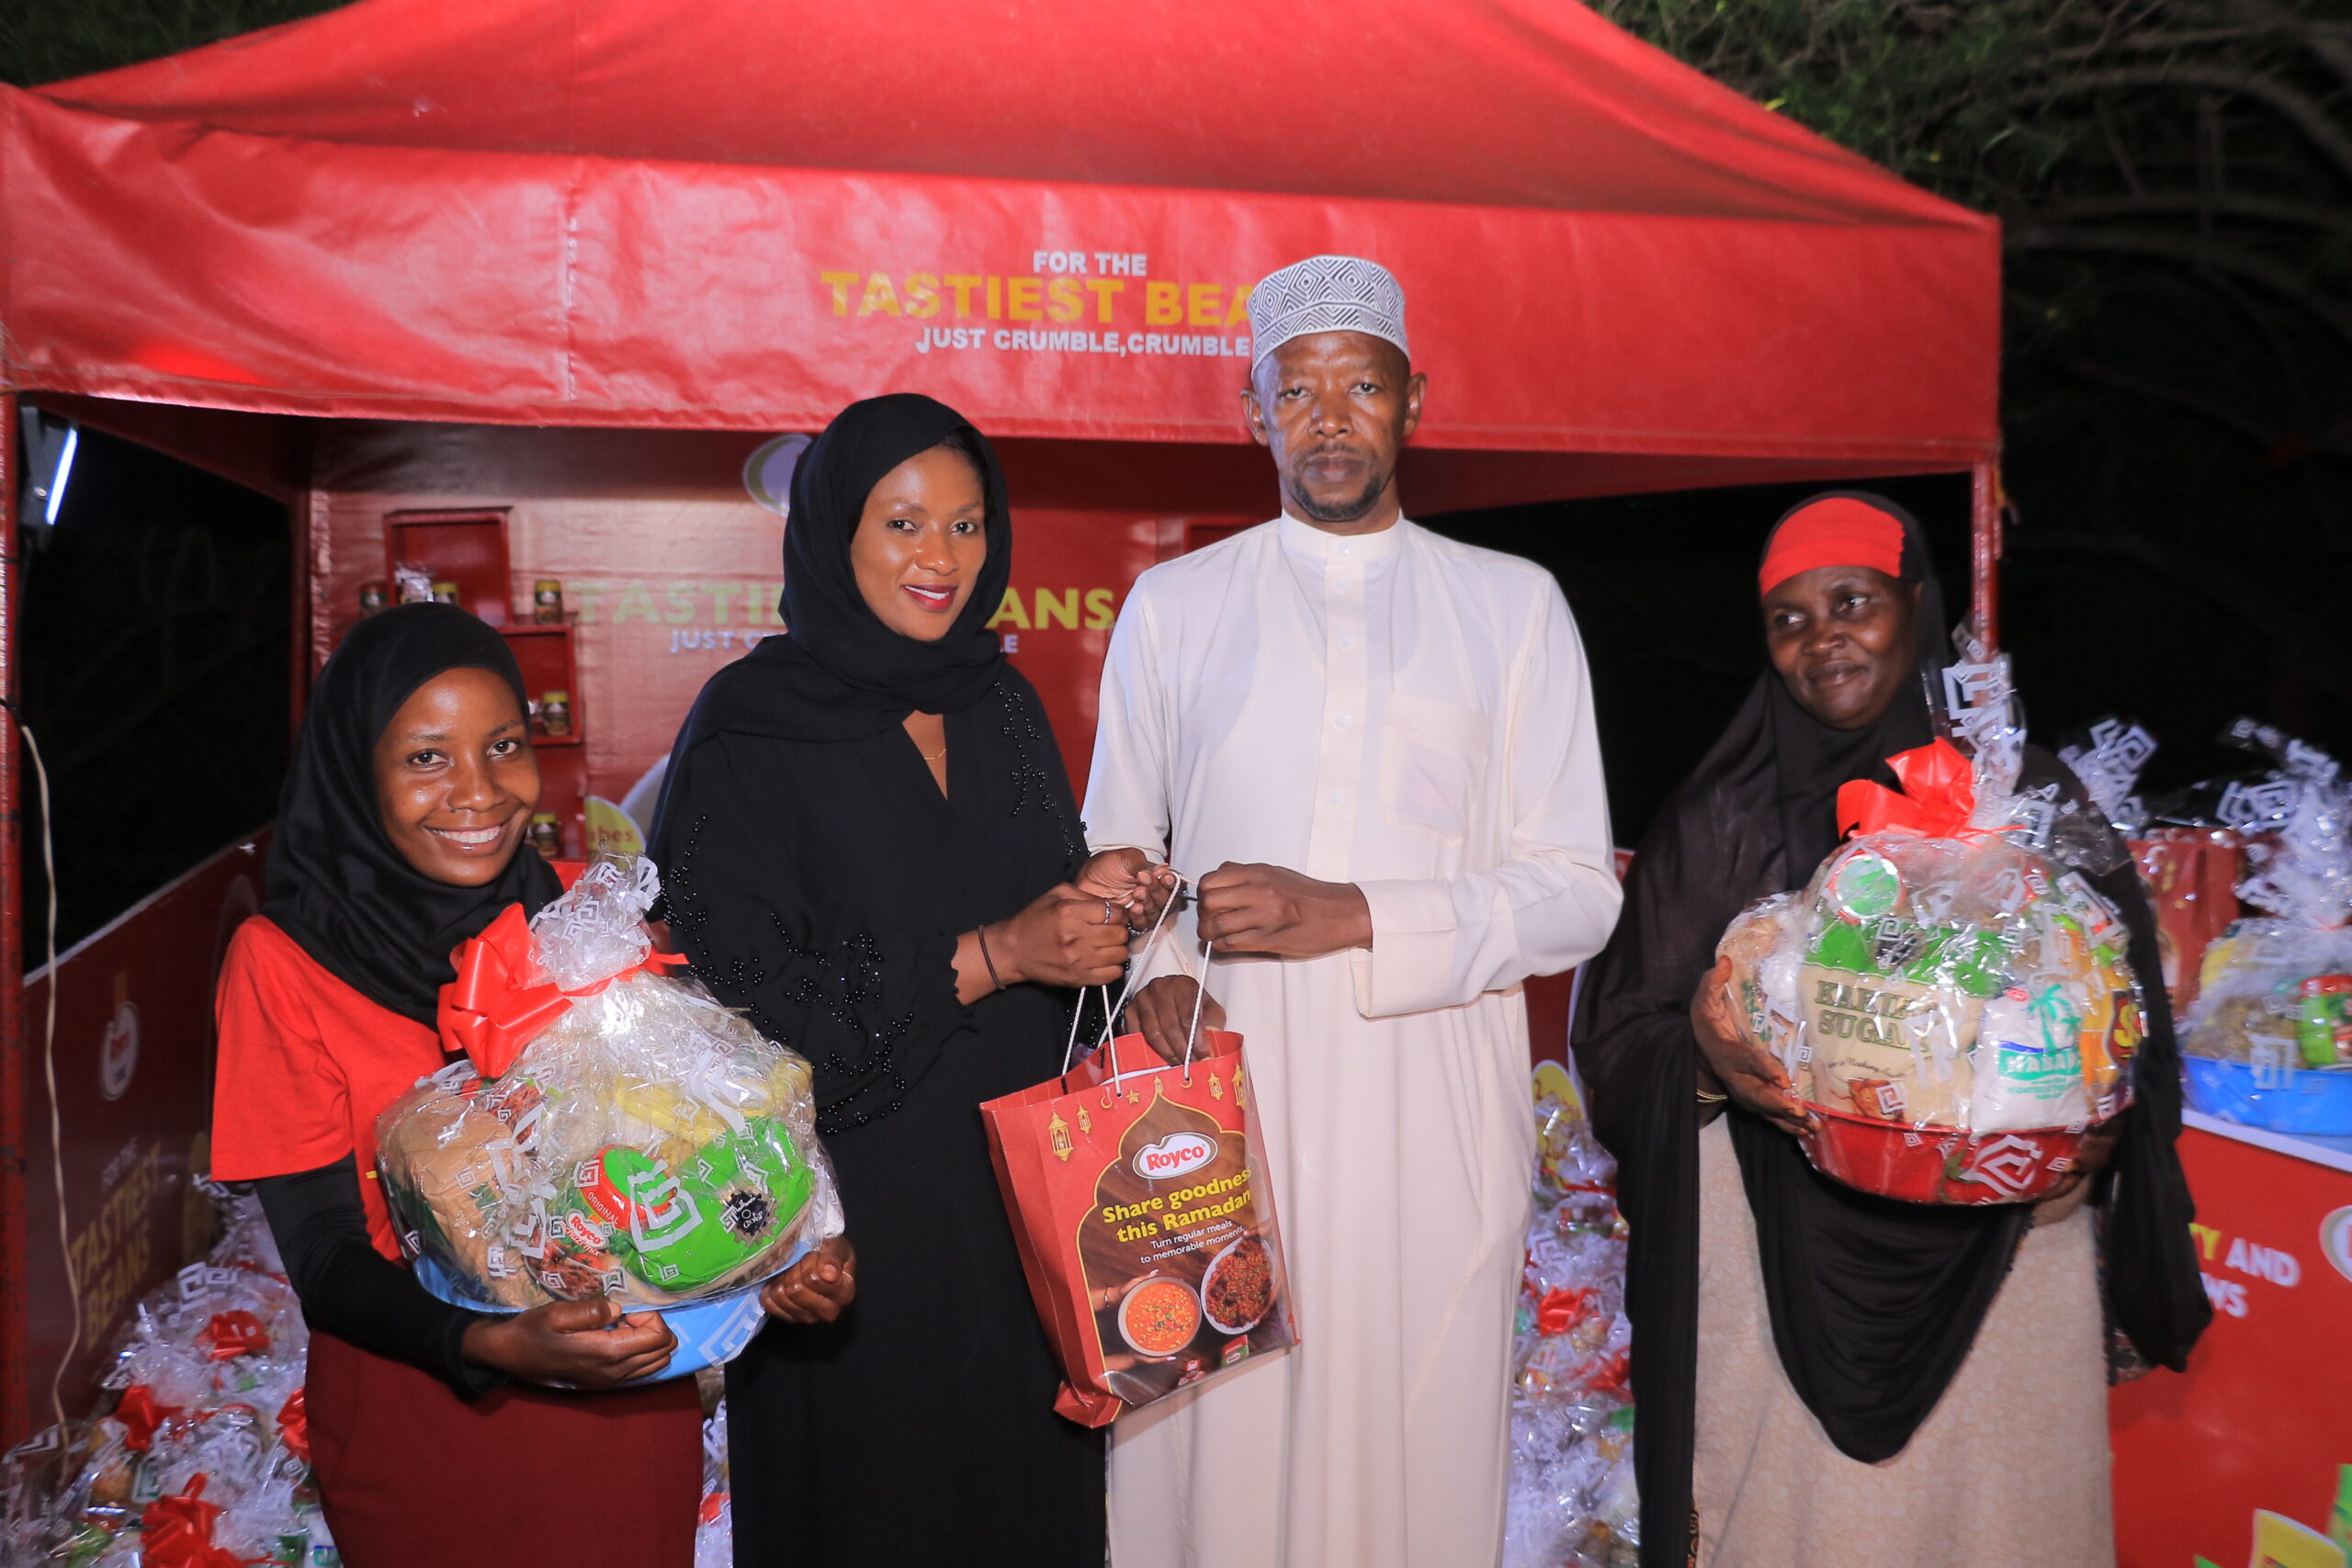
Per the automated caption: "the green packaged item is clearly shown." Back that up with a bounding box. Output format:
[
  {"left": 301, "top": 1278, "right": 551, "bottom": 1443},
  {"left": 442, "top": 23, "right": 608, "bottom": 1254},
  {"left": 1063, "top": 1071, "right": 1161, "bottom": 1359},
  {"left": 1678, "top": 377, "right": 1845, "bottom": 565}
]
[
  {"left": 2296, "top": 975, "right": 2352, "bottom": 1069},
  {"left": 572, "top": 1120, "right": 815, "bottom": 1293},
  {"left": 1805, "top": 916, "right": 2012, "bottom": 998}
]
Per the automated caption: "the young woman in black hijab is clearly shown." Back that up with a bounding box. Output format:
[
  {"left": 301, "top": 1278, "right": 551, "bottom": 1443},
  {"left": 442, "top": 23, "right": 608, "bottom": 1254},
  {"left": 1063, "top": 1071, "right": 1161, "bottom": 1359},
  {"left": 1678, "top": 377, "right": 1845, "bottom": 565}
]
[
  {"left": 650, "top": 393, "right": 1150, "bottom": 1567},
  {"left": 1571, "top": 494, "right": 2207, "bottom": 1566},
  {"left": 210, "top": 604, "right": 707, "bottom": 1567}
]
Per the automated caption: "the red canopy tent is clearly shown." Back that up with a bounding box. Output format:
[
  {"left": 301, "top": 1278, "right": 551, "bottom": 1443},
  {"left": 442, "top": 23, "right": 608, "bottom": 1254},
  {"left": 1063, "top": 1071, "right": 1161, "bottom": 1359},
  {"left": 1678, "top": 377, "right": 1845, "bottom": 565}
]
[
  {"left": 0, "top": 0, "right": 2001, "bottom": 1440},
  {"left": 3, "top": 0, "right": 1998, "bottom": 476}
]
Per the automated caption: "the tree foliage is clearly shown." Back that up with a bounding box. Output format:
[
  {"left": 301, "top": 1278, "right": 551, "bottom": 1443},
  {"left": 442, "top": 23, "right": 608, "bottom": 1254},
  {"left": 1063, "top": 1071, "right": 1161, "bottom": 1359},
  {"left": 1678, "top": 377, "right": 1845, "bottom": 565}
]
[
  {"left": 1601, "top": 0, "right": 2352, "bottom": 754},
  {"left": 0, "top": 0, "right": 345, "bottom": 88}
]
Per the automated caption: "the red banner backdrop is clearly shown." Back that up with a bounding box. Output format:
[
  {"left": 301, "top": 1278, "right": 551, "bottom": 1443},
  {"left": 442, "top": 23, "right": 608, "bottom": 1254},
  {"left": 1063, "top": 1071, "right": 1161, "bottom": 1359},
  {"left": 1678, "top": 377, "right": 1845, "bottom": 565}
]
[
  {"left": 6, "top": 837, "right": 266, "bottom": 1438},
  {"left": 306, "top": 423, "right": 1223, "bottom": 811},
  {"left": 2109, "top": 1122, "right": 2352, "bottom": 1565}
]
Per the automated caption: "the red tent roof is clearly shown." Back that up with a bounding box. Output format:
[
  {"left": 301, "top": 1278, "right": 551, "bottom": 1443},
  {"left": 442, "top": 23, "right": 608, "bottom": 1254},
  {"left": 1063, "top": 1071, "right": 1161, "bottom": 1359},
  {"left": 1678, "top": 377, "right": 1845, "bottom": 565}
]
[{"left": 0, "top": 0, "right": 1997, "bottom": 468}]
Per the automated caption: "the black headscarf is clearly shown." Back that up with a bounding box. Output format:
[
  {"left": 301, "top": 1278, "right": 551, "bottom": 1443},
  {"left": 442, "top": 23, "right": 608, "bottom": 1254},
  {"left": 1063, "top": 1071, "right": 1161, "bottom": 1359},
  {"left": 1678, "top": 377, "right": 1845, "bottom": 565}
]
[
  {"left": 1571, "top": 493, "right": 2208, "bottom": 1565},
  {"left": 263, "top": 604, "right": 562, "bottom": 1025},
  {"left": 674, "top": 393, "right": 1012, "bottom": 748}
]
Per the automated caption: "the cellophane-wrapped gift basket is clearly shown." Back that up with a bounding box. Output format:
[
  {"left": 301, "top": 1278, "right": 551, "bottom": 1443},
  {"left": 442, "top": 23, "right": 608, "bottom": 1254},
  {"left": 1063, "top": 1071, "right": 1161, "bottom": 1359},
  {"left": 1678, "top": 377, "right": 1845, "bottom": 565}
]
[
  {"left": 1715, "top": 638, "right": 2146, "bottom": 1204},
  {"left": 2180, "top": 723, "right": 2352, "bottom": 1134},
  {"left": 2, "top": 1184, "right": 333, "bottom": 1568},
  {"left": 376, "top": 854, "right": 842, "bottom": 1375},
  {"left": 1503, "top": 1069, "right": 1637, "bottom": 1568}
]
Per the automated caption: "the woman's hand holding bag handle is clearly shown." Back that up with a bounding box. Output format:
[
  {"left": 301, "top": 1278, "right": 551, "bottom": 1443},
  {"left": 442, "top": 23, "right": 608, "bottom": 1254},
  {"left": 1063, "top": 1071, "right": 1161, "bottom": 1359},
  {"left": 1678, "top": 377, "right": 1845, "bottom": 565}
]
[{"left": 960, "top": 884, "right": 1131, "bottom": 1001}]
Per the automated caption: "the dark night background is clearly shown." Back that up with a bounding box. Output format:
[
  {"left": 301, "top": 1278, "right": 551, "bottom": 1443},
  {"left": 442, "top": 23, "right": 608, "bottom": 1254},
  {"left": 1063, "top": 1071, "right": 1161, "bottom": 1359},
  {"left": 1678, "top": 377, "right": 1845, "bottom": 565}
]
[{"left": 6, "top": 0, "right": 2348, "bottom": 934}]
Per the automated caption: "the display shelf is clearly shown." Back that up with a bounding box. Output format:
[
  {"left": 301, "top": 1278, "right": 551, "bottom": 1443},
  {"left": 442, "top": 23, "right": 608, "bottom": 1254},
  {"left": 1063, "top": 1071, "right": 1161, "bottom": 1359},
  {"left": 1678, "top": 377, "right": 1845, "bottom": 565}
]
[
  {"left": 384, "top": 508, "right": 514, "bottom": 626},
  {"left": 532, "top": 744, "right": 589, "bottom": 861},
  {"left": 2182, "top": 1107, "right": 2352, "bottom": 1176},
  {"left": 500, "top": 623, "right": 582, "bottom": 748},
  {"left": 374, "top": 506, "right": 585, "bottom": 858}
]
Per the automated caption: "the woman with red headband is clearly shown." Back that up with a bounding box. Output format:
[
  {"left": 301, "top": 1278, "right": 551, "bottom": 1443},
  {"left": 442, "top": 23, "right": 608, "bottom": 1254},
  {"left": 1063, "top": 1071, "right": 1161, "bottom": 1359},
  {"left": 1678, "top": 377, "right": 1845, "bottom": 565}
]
[{"left": 1572, "top": 493, "right": 2207, "bottom": 1566}]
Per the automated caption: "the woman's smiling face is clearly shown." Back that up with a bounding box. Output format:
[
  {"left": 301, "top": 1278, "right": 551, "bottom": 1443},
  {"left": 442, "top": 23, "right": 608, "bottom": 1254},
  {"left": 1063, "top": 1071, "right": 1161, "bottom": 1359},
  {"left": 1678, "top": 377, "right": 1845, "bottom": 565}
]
[
  {"left": 847, "top": 443, "right": 989, "bottom": 643},
  {"left": 1762, "top": 564, "right": 1923, "bottom": 730},
  {"left": 371, "top": 666, "right": 541, "bottom": 886}
]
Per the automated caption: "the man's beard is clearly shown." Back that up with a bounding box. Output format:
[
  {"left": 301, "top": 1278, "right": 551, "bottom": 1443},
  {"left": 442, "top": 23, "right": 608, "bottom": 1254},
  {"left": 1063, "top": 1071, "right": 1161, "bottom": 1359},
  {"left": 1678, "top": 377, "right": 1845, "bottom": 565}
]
[{"left": 1284, "top": 467, "right": 1388, "bottom": 525}]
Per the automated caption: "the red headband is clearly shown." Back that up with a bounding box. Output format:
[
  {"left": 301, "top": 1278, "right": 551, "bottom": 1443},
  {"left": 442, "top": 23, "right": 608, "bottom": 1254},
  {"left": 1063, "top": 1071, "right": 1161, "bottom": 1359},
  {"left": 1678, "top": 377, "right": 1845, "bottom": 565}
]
[{"left": 1758, "top": 497, "right": 1905, "bottom": 595}]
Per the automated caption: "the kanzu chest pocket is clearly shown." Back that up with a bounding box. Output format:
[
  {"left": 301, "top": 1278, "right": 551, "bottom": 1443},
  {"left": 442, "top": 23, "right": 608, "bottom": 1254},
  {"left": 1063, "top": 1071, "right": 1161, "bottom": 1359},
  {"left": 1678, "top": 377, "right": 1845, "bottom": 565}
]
[{"left": 1380, "top": 694, "right": 1490, "bottom": 841}]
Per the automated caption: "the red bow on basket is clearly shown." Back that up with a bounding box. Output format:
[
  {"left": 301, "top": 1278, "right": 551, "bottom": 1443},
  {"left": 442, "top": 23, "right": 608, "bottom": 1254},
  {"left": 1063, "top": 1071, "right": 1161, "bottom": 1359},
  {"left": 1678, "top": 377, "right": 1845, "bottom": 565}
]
[
  {"left": 141, "top": 1475, "right": 243, "bottom": 1568},
  {"left": 1535, "top": 1286, "right": 1593, "bottom": 1337},
  {"left": 1836, "top": 739, "right": 1978, "bottom": 841},
  {"left": 113, "top": 1384, "right": 181, "bottom": 1451},
  {"left": 201, "top": 1309, "right": 269, "bottom": 1362},
  {"left": 276, "top": 1390, "right": 310, "bottom": 1462},
  {"left": 438, "top": 903, "right": 685, "bottom": 1077}
]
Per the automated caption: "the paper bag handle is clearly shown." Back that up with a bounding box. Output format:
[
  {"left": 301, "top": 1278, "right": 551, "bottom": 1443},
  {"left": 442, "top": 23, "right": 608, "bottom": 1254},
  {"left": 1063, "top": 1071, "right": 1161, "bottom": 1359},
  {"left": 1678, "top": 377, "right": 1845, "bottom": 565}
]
[
  {"left": 1057, "top": 870, "right": 1220, "bottom": 1086},
  {"left": 1061, "top": 868, "right": 1189, "bottom": 1075}
]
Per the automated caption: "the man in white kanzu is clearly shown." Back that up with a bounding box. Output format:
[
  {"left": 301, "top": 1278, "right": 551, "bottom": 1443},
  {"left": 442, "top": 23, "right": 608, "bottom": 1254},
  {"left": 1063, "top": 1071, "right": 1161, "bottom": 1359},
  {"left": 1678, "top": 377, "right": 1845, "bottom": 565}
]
[{"left": 1082, "top": 255, "right": 1624, "bottom": 1568}]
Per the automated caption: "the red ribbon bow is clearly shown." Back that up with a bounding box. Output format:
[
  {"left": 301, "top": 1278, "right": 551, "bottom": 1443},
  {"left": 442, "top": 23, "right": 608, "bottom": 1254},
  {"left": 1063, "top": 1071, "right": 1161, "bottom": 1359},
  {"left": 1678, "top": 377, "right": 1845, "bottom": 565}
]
[
  {"left": 437, "top": 903, "right": 684, "bottom": 1077},
  {"left": 1589, "top": 1348, "right": 1633, "bottom": 1401},
  {"left": 1534, "top": 1286, "right": 1593, "bottom": 1337},
  {"left": 276, "top": 1390, "right": 310, "bottom": 1462},
  {"left": 202, "top": 1309, "right": 270, "bottom": 1362},
  {"left": 113, "top": 1384, "right": 181, "bottom": 1451},
  {"left": 1836, "top": 739, "right": 1978, "bottom": 842},
  {"left": 141, "top": 1475, "right": 243, "bottom": 1568}
]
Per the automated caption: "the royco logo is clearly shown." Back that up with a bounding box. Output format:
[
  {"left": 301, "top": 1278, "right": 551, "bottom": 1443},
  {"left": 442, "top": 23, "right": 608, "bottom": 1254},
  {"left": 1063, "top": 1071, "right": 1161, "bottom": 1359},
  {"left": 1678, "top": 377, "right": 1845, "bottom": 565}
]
[
  {"left": 2321, "top": 1205, "right": 2352, "bottom": 1284},
  {"left": 1133, "top": 1134, "right": 1218, "bottom": 1182}
]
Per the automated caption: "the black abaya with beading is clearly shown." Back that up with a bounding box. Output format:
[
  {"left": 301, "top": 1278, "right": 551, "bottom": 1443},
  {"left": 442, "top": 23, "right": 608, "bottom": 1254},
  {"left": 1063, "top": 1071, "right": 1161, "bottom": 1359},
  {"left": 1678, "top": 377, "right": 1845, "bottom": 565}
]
[
  {"left": 648, "top": 392, "right": 1104, "bottom": 1566},
  {"left": 654, "top": 670, "right": 1104, "bottom": 1566}
]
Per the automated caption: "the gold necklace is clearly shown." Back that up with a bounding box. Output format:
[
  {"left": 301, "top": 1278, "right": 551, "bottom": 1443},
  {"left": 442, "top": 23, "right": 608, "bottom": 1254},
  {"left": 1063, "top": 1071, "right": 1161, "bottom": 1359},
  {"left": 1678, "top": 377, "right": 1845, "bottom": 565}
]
[{"left": 918, "top": 743, "right": 948, "bottom": 762}]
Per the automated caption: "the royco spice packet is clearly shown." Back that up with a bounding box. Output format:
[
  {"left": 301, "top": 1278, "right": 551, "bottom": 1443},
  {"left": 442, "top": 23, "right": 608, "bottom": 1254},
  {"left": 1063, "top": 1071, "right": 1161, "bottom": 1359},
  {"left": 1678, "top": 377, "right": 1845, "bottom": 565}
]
[{"left": 981, "top": 1027, "right": 1295, "bottom": 1427}]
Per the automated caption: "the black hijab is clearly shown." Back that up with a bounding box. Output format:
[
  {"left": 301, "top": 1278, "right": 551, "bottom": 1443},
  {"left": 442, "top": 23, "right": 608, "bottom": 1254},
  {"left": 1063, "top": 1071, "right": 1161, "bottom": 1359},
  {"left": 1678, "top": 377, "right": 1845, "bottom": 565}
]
[
  {"left": 674, "top": 393, "right": 1012, "bottom": 749},
  {"left": 263, "top": 604, "right": 562, "bottom": 1025},
  {"left": 1571, "top": 492, "right": 2208, "bottom": 1565}
]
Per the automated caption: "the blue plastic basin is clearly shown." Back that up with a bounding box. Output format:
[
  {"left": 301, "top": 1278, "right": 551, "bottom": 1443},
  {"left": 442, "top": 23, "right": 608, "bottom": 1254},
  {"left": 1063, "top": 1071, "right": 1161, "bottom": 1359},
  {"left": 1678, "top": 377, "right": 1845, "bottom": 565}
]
[
  {"left": 2184, "top": 1055, "right": 2352, "bottom": 1136},
  {"left": 412, "top": 1246, "right": 803, "bottom": 1382}
]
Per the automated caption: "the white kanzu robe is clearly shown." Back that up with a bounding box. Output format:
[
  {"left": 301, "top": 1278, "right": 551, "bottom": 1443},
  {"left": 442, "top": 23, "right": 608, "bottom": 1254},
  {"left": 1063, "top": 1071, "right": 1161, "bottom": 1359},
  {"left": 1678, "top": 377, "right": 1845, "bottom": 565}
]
[{"left": 1084, "top": 515, "right": 1622, "bottom": 1568}]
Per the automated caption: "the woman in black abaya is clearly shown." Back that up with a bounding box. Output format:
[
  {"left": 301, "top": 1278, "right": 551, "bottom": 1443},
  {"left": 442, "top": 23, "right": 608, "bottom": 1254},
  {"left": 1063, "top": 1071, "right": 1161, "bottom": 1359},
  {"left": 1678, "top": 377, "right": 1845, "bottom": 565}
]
[
  {"left": 650, "top": 394, "right": 1155, "bottom": 1566},
  {"left": 1570, "top": 493, "right": 2207, "bottom": 1566}
]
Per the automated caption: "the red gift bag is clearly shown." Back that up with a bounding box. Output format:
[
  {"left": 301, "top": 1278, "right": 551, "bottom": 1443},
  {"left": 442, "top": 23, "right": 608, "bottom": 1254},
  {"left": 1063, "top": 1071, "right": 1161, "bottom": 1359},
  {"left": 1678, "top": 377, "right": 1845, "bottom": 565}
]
[{"left": 982, "top": 965, "right": 1296, "bottom": 1427}]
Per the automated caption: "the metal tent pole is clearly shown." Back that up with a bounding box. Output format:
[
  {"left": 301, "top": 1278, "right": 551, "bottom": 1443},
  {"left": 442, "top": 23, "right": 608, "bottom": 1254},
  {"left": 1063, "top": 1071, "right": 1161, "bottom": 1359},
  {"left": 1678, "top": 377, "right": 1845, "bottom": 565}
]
[{"left": 1970, "top": 457, "right": 2002, "bottom": 649}]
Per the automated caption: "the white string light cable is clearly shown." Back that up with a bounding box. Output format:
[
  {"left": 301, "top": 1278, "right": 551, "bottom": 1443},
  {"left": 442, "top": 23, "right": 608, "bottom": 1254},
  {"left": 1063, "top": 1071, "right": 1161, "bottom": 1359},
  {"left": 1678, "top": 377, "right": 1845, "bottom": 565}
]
[{"left": 3, "top": 698, "right": 74, "bottom": 1429}]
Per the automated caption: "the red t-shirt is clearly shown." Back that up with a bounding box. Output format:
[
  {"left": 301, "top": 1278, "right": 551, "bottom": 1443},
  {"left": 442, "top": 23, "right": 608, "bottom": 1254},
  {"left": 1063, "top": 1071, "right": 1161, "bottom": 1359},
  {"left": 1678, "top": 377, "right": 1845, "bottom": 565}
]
[
  {"left": 210, "top": 868, "right": 579, "bottom": 1261},
  {"left": 211, "top": 918, "right": 448, "bottom": 1259}
]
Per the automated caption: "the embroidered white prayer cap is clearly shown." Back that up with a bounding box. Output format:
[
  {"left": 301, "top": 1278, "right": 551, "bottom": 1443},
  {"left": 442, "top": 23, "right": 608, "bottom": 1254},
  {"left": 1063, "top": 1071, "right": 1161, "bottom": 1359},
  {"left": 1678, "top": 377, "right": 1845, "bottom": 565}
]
[{"left": 1247, "top": 254, "right": 1408, "bottom": 367}]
